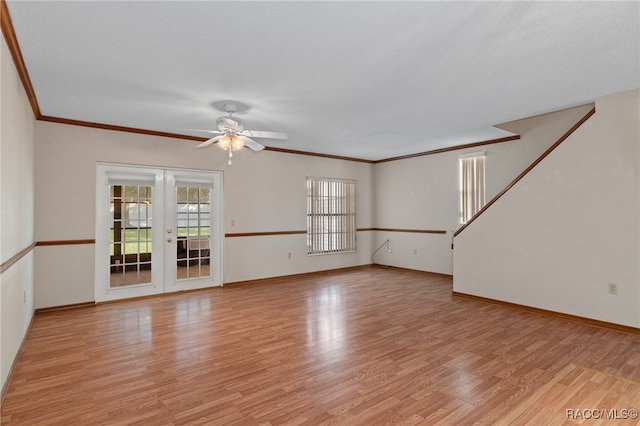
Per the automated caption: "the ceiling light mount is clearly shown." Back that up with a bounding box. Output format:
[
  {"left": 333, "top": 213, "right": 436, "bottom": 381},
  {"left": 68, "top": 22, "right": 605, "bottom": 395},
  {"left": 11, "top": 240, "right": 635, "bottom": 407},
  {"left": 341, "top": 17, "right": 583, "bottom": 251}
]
[{"left": 211, "top": 100, "right": 250, "bottom": 115}]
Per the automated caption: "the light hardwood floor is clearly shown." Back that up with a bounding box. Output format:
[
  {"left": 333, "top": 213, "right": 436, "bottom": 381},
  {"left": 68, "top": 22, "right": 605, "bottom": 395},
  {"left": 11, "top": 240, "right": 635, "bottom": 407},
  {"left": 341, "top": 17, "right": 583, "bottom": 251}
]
[{"left": 2, "top": 266, "right": 639, "bottom": 425}]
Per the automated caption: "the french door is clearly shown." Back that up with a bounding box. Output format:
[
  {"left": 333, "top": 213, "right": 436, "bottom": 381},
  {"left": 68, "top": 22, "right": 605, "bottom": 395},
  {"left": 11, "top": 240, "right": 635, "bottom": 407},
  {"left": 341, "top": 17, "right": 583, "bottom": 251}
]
[{"left": 95, "top": 163, "right": 223, "bottom": 303}]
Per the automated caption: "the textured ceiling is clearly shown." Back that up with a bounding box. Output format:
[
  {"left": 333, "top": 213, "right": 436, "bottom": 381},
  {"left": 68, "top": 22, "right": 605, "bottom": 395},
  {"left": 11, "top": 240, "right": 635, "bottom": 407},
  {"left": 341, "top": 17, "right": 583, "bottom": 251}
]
[{"left": 6, "top": 1, "right": 640, "bottom": 160}]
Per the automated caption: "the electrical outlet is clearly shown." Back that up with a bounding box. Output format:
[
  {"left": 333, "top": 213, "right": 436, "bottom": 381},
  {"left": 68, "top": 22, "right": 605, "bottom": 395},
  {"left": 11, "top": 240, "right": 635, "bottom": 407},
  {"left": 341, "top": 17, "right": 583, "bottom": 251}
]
[
  {"left": 387, "top": 241, "right": 392, "bottom": 253},
  {"left": 288, "top": 252, "right": 292, "bottom": 259},
  {"left": 231, "top": 219, "right": 235, "bottom": 227},
  {"left": 608, "top": 283, "right": 618, "bottom": 295},
  {"left": 413, "top": 249, "right": 418, "bottom": 255}
]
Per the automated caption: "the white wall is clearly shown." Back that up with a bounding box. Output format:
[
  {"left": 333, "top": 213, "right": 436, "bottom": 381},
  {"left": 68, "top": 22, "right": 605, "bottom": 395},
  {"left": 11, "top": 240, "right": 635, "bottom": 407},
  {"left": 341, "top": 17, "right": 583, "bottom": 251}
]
[
  {"left": 0, "top": 34, "right": 36, "bottom": 392},
  {"left": 454, "top": 89, "right": 640, "bottom": 328},
  {"left": 34, "top": 122, "right": 373, "bottom": 308},
  {"left": 487, "top": 104, "right": 594, "bottom": 199},
  {"left": 372, "top": 152, "right": 457, "bottom": 274},
  {"left": 222, "top": 151, "right": 373, "bottom": 282},
  {"left": 372, "top": 104, "right": 593, "bottom": 275}
]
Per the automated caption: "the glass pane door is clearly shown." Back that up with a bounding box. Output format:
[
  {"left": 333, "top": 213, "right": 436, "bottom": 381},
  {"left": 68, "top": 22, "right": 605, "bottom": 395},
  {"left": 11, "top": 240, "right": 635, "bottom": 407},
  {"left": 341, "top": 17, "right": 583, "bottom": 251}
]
[
  {"left": 95, "top": 164, "right": 164, "bottom": 303},
  {"left": 96, "top": 164, "right": 222, "bottom": 302},
  {"left": 164, "top": 169, "right": 222, "bottom": 292},
  {"left": 175, "top": 186, "right": 211, "bottom": 281},
  {"left": 109, "top": 184, "right": 153, "bottom": 288}
]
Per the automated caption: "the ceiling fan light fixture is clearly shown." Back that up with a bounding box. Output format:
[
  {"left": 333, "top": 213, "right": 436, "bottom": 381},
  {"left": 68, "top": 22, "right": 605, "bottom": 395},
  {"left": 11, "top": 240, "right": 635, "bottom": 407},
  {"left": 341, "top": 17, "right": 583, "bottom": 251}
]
[
  {"left": 217, "top": 135, "right": 244, "bottom": 151},
  {"left": 216, "top": 134, "right": 245, "bottom": 165},
  {"left": 231, "top": 137, "right": 244, "bottom": 151},
  {"left": 217, "top": 135, "right": 230, "bottom": 150}
]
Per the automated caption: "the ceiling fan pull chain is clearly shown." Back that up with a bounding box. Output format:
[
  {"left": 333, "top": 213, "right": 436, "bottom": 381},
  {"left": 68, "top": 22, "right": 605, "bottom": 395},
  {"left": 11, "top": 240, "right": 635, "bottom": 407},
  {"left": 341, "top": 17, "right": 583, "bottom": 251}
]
[{"left": 228, "top": 145, "right": 233, "bottom": 165}]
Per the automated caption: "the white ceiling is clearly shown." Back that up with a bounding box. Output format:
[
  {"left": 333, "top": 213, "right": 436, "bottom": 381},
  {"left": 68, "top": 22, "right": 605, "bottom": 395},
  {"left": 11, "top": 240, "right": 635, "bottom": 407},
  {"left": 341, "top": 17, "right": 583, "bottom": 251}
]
[{"left": 6, "top": 1, "right": 640, "bottom": 160}]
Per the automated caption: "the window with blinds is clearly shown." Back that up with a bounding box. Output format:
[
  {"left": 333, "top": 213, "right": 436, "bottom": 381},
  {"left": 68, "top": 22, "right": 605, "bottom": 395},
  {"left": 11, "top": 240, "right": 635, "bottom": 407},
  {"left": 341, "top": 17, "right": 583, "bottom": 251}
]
[
  {"left": 307, "top": 177, "right": 357, "bottom": 255},
  {"left": 459, "top": 152, "right": 486, "bottom": 224}
]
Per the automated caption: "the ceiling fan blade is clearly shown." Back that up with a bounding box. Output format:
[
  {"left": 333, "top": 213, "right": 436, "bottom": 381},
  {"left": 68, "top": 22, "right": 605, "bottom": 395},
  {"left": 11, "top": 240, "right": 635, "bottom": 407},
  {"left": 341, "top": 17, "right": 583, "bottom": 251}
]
[
  {"left": 241, "top": 129, "right": 288, "bottom": 140},
  {"left": 196, "top": 135, "right": 223, "bottom": 148},
  {"left": 179, "top": 128, "right": 225, "bottom": 135},
  {"left": 238, "top": 135, "right": 265, "bottom": 151}
]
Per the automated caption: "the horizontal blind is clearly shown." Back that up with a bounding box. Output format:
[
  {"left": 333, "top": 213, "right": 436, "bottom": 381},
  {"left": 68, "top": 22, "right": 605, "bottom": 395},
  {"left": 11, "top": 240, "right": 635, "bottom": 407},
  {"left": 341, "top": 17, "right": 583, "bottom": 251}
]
[
  {"left": 307, "top": 177, "right": 357, "bottom": 255},
  {"left": 106, "top": 172, "right": 156, "bottom": 187}
]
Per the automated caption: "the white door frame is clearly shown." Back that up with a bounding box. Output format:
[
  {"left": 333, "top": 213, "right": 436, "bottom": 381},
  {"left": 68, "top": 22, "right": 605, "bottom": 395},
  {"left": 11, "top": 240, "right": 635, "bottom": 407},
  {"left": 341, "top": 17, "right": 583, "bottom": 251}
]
[
  {"left": 95, "top": 163, "right": 223, "bottom": 303},
  {"left": 164, "top": 169, "right": 224, "bottom": 292}
]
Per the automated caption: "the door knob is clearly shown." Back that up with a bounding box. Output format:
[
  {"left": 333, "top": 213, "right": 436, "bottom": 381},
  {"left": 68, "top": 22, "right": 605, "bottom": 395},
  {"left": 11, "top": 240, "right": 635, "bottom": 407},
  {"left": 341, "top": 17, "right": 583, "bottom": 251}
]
[
  {"left": 167, "top": 228, "right": 173, "bottom": 234},
  {"left": 167, "top": 238, "right": 172, "bottom": 243}
]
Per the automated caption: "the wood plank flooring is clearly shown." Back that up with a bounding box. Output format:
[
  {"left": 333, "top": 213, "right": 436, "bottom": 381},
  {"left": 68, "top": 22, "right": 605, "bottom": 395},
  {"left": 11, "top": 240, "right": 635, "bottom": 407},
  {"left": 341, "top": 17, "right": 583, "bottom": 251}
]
[{"left": 2, "top": 266, "right": 639, "bottom": 425}]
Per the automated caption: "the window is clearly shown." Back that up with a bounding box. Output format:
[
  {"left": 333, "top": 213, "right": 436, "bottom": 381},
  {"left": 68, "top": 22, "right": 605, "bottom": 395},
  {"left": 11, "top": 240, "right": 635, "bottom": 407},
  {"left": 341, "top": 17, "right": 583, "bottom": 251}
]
[
  {"left": 307, "top": 177, "right": 357, "bottom": 255},
  {"left": 459, "top": 152, "right": 486, "bottom": 223},
  {"left": 175, "top": 186, "right": 211, "bottom": 238}
]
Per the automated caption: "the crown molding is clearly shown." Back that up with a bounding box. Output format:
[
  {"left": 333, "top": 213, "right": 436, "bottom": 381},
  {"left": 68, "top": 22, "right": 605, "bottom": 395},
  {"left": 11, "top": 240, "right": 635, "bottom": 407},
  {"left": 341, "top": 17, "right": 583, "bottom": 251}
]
[
  {"left": 1, "top": 0, "right": 41, "bottom": 117},
  {"left": 39, "top": 115, "right": 205, "bottom": 142},
  {"left": 373, "top": 135, "right": 520, "bottom": 164}
]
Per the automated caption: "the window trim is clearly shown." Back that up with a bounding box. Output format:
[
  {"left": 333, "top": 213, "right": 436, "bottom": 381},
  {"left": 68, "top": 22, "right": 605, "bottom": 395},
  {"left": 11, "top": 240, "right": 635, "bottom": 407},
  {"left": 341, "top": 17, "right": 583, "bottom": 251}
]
[{"left": 306, "top": 177, "right": 357, "bottom": 255}]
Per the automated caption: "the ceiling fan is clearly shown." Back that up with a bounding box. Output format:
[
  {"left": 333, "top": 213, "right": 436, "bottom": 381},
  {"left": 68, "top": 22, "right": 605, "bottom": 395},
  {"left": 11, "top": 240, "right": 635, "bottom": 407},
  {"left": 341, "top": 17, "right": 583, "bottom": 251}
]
[{"left": 192, "top": 102, "right": 287, "bottom": 164}]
